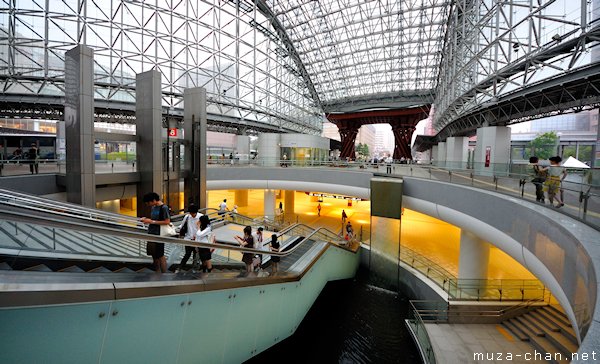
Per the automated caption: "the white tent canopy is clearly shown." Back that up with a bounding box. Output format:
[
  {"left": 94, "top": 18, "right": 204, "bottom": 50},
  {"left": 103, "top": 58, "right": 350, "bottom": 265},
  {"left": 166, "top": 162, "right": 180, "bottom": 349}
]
[{"left": 562, "top": 156, "right": 590, "bottom": 169}]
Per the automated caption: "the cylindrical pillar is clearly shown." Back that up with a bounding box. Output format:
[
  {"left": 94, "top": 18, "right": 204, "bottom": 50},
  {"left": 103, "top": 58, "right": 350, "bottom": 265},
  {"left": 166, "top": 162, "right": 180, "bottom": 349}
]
[
  {"left": 284, "top": 190, "right": 295, "bottom": 218},
  {"left": 264, "top": 189, "right": 276, "bottom": 219},
  {"left": 458, "top": 230, "right": 490, "bottom": 280},
  {"left": 235, "top": 190, "right": 248, "bottom": 207}
]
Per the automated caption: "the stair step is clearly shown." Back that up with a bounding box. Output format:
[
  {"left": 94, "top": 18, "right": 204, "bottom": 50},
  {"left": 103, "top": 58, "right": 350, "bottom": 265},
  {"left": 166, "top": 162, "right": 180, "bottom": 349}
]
[
  {"left": 509, "top": 318, "right": 542, "bottom": 338},
  {"left": 24, "top": 264, "right": 52, "bottom": 272},
  {"left": 114, "top": 267, "right": 136, "bottom": 273},
  {"left": 535, "top": 310, "right": 578, "bottom": 343},
  {"left": 544, "top": 329, "right": 579, "bottom": 357},
  {"left": 58, "top": 265, "right": 85, "bottom": 273},
  {"left": 528, "top": 334, "right": 571, "bottom": 364},
  {"left": 539, "top": 306, "right": 572, "bottom": 327},
  {"left": 0, "top": 262, "right": 12, "bottom": 270},
  {"left": 501, "top": 321, "right": 529, "bottom": 341},
  {"left": 546, "top": 305, "right": 570, "bottom": 322},
  {"left": 528, "top": 311, "right": 561, "bottom": 332},
  {"left": 514, "top": 317, "right": 545, "bottom": 336},
  {"left": 87, "top": 266, "right": 113, "bottom": 273}
]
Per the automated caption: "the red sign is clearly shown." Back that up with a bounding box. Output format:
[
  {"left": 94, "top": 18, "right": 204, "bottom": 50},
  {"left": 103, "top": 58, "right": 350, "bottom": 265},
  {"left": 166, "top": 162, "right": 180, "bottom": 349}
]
[
  {"left": 168, "top": 128, "right": 178, "bottom": 137},
  {"left": 485, "top": 146, "right": 491, "bottom": 167}
]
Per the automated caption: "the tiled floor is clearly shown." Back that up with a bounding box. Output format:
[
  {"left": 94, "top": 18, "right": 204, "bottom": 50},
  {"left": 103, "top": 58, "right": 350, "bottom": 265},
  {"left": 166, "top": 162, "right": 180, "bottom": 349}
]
[{"left": 424, "top": 323, "right": 547, "bottom": 363}]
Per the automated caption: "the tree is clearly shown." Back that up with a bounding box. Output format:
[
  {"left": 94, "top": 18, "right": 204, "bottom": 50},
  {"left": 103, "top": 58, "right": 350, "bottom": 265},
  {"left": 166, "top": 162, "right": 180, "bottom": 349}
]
[
  {"left": 528, "top": 132, "right": 558, "bottom": 160},
  {"left": 355, "top": 143, "right": 370, "bottom": 158}
]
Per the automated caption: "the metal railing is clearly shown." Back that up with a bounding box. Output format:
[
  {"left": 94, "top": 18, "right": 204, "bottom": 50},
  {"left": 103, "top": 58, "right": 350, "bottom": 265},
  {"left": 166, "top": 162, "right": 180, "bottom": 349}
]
[
  {"left": 406, "top": 300, "right": 438, "bottom": 364},
  {"left": 400, "top": 244, "right": 549, "bottom": 301},
  {"left": 0, "top": 159, "right": 137, "bottom": 176}
]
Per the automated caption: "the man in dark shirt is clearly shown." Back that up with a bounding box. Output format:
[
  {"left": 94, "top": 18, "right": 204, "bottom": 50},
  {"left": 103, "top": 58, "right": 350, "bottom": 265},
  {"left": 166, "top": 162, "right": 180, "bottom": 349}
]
[{"left": 140, "top": 192, "right": 170, "bottom": 273}]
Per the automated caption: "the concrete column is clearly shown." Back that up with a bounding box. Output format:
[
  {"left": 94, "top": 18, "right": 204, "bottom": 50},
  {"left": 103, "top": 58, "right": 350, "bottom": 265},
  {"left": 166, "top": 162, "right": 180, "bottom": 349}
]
[
  {"left": 264, "top": 189, "right": 276, "bottom": 219},
  {"left": 257, "top": 133, "right": 280, "bottom": 167},
  {"left": 436, "top": 142, "right": 446, "bottom": 168},
  {"left": 284, "top": 190, "right": 295, "bottom": 218},
  {"left": 474, "top": 126, "right": 511, "bottom": 176},
  {"left": 235, "top": 189, "right": 248, "bottom": 207},
  {"left": 431, "top": 145, "right": 438, "bottom": 163},
  {"left": 135, "top": 70, "right": 163, "bottom": 217},
  {"left": 458, "top": 230, "right": 490, "bottom": 280},
  {"left": 64, "top": 45, "right": 95, "bottom": 207},
  {"left": 236, "top": 135, "right": 250, "bottom": 154},
  {"left": 183, "top": 87, "right": 207, "bottom": 208},
  {"left": 445, "top": 136, "right": 469, "bottom": 169}
]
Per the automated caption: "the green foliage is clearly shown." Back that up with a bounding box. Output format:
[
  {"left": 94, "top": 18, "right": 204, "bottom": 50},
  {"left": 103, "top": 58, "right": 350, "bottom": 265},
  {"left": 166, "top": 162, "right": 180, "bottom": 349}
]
[
  {"left": 355, "top": 143, "right": 370, "bottom": 157},
  {"left": 98, "top": 152, "right": 136, "bottom": 161},
  {"left": 528, "top": 132, "right": 558, "bottom": 160}
]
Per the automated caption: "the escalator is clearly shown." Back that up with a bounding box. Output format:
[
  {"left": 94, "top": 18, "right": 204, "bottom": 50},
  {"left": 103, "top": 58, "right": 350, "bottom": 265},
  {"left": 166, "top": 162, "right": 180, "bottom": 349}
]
[{"left": 0, "top": 195, "right": 360, "bottom": 364}]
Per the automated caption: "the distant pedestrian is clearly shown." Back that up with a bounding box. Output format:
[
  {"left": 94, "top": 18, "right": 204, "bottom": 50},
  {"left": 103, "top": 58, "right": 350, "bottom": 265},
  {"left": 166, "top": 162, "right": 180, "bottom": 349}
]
[
  {"left": 341, "top": 209, "right": 347, "bottom": 224},
  {"left": 542, "top": 156, "right": 567, "bottom": 208},
  {"left": 140, "top": 192, "right": 170, "bottom": 273},
  {"left": 229, "top": 152, "right": 234, "bottom": 165},
  {"left": 270, "top": 234, "right": 280, "bottom": 273},
  {"left": 346, "top": 221, "right": 354, "bottom": 240},
  {"left": 218, "top": 198, "right": 229, "bottom": 217},
  {"left": 279, "top": 201, "right": 283, "bottom": 211},
  {"left": 27, "top": 143, "right": 39, "bottom": 174},
  {"left": 235, "top": 226, "right": 255, "bottom": 273},
  {"left": 317, "top": 203, "right": 321, "bottom": 217},
  {"left": 528, "top": 156, "right": 546, "bottom": 203}
]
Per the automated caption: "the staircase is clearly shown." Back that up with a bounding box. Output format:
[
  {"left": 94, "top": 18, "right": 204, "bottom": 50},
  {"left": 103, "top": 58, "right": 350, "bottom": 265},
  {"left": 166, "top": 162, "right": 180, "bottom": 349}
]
[{"left": 502, "top": 305, "right": 578, "bottom": 364}]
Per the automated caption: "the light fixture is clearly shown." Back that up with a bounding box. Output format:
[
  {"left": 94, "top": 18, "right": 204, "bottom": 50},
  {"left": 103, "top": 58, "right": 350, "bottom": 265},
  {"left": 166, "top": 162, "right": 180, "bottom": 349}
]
[{"left": 552, "top": 34, "right": 561, "bottom": 42}]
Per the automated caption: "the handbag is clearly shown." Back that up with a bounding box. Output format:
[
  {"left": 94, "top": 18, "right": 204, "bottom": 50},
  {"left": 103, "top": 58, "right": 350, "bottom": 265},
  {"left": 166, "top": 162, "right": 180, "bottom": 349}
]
[
  {"left": 160, "top": 223, "right": 177, "bottom": 237},
  {"left": 179, "top": 215, "right": 189, "bottom": 238},
  {"left": 157, "top": 205, "right": 177, "bottom": 236}
]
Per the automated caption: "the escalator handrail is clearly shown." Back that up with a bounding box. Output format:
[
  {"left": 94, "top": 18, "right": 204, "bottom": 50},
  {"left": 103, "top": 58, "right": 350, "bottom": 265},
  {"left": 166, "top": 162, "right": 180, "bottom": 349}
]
[{"left": 0, "top": 188, "right": 139, "bottom": 221}]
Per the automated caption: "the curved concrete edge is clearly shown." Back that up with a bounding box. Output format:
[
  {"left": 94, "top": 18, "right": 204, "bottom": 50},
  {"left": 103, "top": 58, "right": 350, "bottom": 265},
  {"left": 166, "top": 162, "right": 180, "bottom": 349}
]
[
  {"left": 207, "top": 179, "right": 370, "bottom": 199},
  {"left": 403, "top": 195, "right": 580, "bottom": 343}
]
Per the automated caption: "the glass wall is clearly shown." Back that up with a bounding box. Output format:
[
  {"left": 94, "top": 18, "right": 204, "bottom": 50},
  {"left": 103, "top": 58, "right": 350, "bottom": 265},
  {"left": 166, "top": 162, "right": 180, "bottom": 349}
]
[{"left": 0, "top": 1, "right": 323, "bottom": 134}]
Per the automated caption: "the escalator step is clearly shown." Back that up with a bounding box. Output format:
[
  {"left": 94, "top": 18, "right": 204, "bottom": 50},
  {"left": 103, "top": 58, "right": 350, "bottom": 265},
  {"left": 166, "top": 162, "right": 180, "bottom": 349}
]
[
  {"left": 58, "top": 266, "right": 85, "bottom": 273},
  {"left": 24, "top": 264, "right": 53, "bottom": 272},
  {"left": 0, "top": 262, "right": 12, "bottom": 270},
  {"left": 136, "top": 268, "right": 155, "bottom": 273},
  {"left": 114, "top": 267, "right": 136, "bottom": 273},
  {"left": 87, "top": 266, "right": 113, "bottom": 273}
]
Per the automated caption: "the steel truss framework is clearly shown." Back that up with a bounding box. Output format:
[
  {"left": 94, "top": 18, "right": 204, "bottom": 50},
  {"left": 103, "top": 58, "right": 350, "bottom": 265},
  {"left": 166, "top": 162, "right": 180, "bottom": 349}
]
[
  {"left": 434, "top": 0, "right": 600, "bottom": 137},
  {"left": 269, "top": 0, "right": 451, "bottom": 112},
  {"left": 0, "top": 0, "right": 322, "bottom": 135}
]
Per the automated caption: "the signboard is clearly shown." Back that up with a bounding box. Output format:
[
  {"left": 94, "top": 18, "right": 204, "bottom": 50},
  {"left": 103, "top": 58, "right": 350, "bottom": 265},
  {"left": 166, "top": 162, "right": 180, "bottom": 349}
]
[
  {"left": 305, "top": 192, "right": 363, "bottom": 201},
  {"left": 485, "top": 146, "right": 491, "bottom": 167},
  {"left": 168, "top": 128, "right": 178, "bottom": 137}
]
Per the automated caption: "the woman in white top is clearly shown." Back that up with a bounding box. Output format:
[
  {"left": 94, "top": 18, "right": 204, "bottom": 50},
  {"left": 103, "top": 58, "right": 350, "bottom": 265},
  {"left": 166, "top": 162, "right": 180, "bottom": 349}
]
[
  {"left": 195, "top": 214, "right": 214, "bottom": 273},
  {"left": 177, "top": 205, "right": 202, "bottom": 272}
]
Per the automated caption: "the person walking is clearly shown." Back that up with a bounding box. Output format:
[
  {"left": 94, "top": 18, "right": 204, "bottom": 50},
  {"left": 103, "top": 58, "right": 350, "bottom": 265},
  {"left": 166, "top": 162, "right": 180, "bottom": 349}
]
[
  {"left": 28, "top": 143, "right": 39, "bottom": 174},
  {"left": 317, "top": 203, "right": 321, "bottom": 217},
  {"left": 252, "top": 227, "right": 265, "bottom": 272},
  {"left": 528, "top": 156, "right": 546, "bottom": 203},
  {"left": 177, "top": 204, "right": 201, "bottom": 272},
  {"left": 270, "top": 234, "right": 280, "bottom": 273},
  {"left": 218, "top": 198, "right": 229, "bottom": 217},
  {"left": 235, "top": 226, "right": 255, "bottom": 273},
  {"left": 542, "top": 156, "right": 567, "bottom": 208},
  {"left": 140, "top": 192, "right": 170, "bottom": 273},
  {"left": 195, "top": 215, "right": 214, "bottom": 273},
  {"left": 346, "top": 221, "right": 354, "bottom": 240},
  {"left": 341, "top": 209, "right": 347, "bottom": 224}
]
